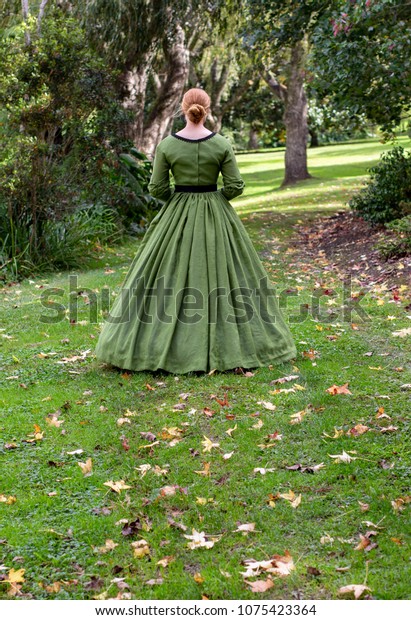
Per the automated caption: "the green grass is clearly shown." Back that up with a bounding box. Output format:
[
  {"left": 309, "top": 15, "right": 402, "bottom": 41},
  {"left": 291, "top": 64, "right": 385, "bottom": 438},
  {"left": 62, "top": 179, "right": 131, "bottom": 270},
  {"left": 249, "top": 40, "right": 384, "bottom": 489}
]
[{"left": 1, "top": 136, "right": 410, "bottom": 600}]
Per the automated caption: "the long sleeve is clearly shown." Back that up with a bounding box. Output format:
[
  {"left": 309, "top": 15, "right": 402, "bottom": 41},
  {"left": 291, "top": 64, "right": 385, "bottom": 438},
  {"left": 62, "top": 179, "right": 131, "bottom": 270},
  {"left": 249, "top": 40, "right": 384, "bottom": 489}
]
[
  {"left": 219, "top": 141, "right": 245, "bottom": 200},
  {"left": 148, "top": 143, "right": 172, "bottom": 201}
]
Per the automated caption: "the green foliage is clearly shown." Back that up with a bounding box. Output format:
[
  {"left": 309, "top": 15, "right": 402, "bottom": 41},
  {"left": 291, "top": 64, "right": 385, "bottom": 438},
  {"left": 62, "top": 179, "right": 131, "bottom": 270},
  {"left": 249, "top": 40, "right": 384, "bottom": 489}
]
[
  {"left": 306, "top": 94, "right": 371, "bottom": 145},
  {"left": 223, "top": 80, "right": 286, "bottom": 148},
  {"left": 348, "top": 145, "right": 411, "bottom": 224},
  {"left": 309, "top": 0, "right": 411, "bottom": 137},
  {"left": 0, "top": 8, "right": 159, "bottom": 281},
  {"left": 0, "top": 201, "right": 125, "bottom": 280},
  {"left": 117, "top": 148, "right": 163, "bottom": 233},
  {"left": 377, "top": 213, "right": 411, "bottom": 259}
]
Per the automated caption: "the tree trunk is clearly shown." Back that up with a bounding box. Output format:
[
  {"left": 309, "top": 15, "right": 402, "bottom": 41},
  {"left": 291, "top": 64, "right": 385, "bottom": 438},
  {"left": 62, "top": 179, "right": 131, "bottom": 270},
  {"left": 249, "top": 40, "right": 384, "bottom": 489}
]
[
  {"left": 248, "top": 126, "right": 259, "bottom": 149},
  {"left": 120, "top": 58, "right": 151, "bottom": 148},
  {"left": 140, "top": 24, "right": 189, "bottom": 157},
  {"left": 309, "top": 126, "right": 319, "bottom": 147},
  {"left": 281, "top": 38, "right": 312, "bottom": 186}
]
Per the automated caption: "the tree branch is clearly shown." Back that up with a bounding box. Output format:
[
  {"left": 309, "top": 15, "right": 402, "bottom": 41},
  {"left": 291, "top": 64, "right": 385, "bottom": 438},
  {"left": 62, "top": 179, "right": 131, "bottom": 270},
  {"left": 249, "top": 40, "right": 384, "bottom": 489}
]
[
  {"left": 21, "top": 0, "right": 31, "bottom": 45},
  {"left": 261, "top": 69, "right": 288, "bottom": 103},
  {"left": 37, "top": 0, "right": 49, "bottom": 35}
]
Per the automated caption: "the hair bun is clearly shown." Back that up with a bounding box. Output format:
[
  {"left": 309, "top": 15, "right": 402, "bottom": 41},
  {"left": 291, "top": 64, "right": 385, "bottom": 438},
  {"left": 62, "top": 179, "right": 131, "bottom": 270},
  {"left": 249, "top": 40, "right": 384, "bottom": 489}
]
[{"left": 187, "top": 103, "right": 206, "bottom": 124}]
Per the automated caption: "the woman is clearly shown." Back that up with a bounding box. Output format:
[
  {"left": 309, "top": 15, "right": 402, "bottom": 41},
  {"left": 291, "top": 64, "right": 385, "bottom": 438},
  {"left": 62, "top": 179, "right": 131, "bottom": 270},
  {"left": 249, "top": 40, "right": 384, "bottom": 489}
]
[{"left": 94, "top": 88, "right": 297, "bottom": 374}]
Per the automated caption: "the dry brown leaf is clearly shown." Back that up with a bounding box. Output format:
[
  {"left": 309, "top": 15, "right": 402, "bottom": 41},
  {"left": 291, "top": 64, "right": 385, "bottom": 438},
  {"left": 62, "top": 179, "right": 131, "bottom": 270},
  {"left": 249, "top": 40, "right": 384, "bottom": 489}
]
[
  {"left": 257, "top": 401, "right": 276, "bottom": 411},
  {"left": 222, "top": 451, "right": 234, "bottom": 460},
  {"left": 0, "top": 495, "right": 16, "bottom": 505},
  {"left": 270, "top": 375, "right": 299, "bottom": 385},
  {"left": 328, "top": 450, "right": 356, "bottom": 463},
  {"left": 244, "top": 578, "right": 274, "bottom": 592},
  {"left": 279, "top": 490, "right": 302, "bottom": 508},
  {"left": 326, "top": 383, "right": 352, "bottom": 395},
  {"left": 194, "top": 462, "right": 210, "bottom": 476},
  {"left": 347, "top": 424, "right": 369, "bottom": 436},
  {"left": 131, "top": 539, "right": 150, "bottom": 558},
  {"left": 5, "top": 568, "right": 25, "bottom": 584},
  {"left": 46, "top": 415, "right": 64, "bottom": 428},
  {"left": 358, "top": 501, "right": 370, "bottom": 512},
  {"left": 201, "top": 436, "right": 220, "bottom": 452},
  {"left": 289, "top": 409, "right": 309, "bottom": 424},
  {"left": 103, "top": 480, "right": 132, "bottom": 493},
  {"left": 234, "top": 523, "right": 256, "bottom": 535},
  {"left": 225, "top": 424, "right": 237, "bottom": 436},
  {"left": 157, "top": 555, "right": 174, "bottom": 567},
  {"left": 183, "top": 529, "right": 219, "bottom": 549},
  {"left": 241, "top": 551, "right": 294, "bottom": 579},
  {"left": 117, "top": 418, "right": 132, "bottom": 426},
  {"left": 338, "top": 584, "right": 371, "bottom": 599},
  {"left": 322, "top": 427, "right": 345, "bottom": 439},
  {"left": 78, "top": 458, "right": 93, "bottom": 476},
  {"left": 94, "top": 539, "right": 119, "bottom": 554}
]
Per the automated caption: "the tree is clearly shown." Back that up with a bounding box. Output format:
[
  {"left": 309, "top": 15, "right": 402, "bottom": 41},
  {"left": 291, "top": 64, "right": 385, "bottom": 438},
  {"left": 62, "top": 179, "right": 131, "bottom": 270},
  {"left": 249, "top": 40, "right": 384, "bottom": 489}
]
[
  {"left": 0, "top": 6, "right": 132, "bottom": 265},
  {"left": 78, "top": 0, "right": 235, "bottom": 155},
  {"left": 308, "top": 0, "right": 411, "bottom": 140},
  {"left": 244, "top": 0, "right": 331, "bottom": 186}
]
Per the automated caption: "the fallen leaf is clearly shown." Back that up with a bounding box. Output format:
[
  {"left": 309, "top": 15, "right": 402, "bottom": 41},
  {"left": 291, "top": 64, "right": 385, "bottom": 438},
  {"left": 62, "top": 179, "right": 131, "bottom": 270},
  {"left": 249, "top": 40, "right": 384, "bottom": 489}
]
[
  {"left": 46, "top": 415, "right": 64, "bottom": 428},
  {"left": 201, "top": 436, "right": 220, "bottom": 452},
  {"left": 244, "top": 578, "right": 274, "bottom": 592},
  {"left": 194, "top": 463, "right": 210, "bottom": 476},
  {"left": 328, "top": 450, "right": 356, "bottom": 464},
  {"left": 320, "top": 533, "right": 334, "bottom": 545},
  {"left": 358, "top": 501, "right": 369, "bottom": 512},
  {"left": 131, "top": 539, "right": 150, "bottom": 558},
  {"left": 252, "top": 419, "right": 264, "bottom": 429},
  {"left": 234, "top": 523, "right": 255, "bottom": 535},
  {"left": 254, "top": 467, "right": 276, "bottom": 475},
  {"left": 322, "top": 428, "right": 345, "bottom": 439},
  {"left": 183, "top": 529, "right": 219, "bottom": 549},
  {"left": 157, "top": 555, "right": 174, "bottom": 567},
  {"left": 347, "top": 424, "right": 369, "bottom": 436},
  {"left": 338, "top": 584, "right": 371, "bottom": 599},
  {"left": 270, "top": 375, "right": 299, "bottom": 385},
  {"left": 326, "top": 383, "right": 352, "bottom": 395},
  {"left": 225, "top": 424, "right": 237, "bottom": 436},
  {"left": 5, "top": 568, "right": 25, "bottom": 584},
  {"left": 117, "top": 418, "right": 131, "bottom": 426},
  {"left": 94, "top": 539, "right": 118, "bottom": 554},
  {"left": 78, "top": 458, "right": 93, "bottom": 476},
  {"left": 257, "top": 401, "right": 276, "bottom": 411},
  {"left": 0, "top": 495, "right": 17, "bottom": 505},
  {"left": 103, "top": 480, "right": 132, "bottom": 494},
  {"left": 136, "top": 464, "right": 152, "bottom": 477},
  {"left": 392, "top": 327, "right": 411, "bottom": 337}
]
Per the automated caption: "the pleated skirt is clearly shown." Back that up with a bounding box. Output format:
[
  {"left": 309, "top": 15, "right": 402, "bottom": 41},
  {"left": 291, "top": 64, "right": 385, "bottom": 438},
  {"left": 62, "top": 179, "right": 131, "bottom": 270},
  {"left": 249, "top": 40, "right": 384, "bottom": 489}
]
[{"left": 94, "top": 191, "right": 297, "bottom": 373}]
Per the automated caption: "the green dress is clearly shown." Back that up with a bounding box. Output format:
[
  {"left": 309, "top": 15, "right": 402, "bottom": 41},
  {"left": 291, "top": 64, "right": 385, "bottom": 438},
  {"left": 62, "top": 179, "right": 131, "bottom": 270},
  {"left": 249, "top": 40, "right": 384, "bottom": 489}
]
[{"left": 94, "top": 131, "right": 297, "bottom": 374}]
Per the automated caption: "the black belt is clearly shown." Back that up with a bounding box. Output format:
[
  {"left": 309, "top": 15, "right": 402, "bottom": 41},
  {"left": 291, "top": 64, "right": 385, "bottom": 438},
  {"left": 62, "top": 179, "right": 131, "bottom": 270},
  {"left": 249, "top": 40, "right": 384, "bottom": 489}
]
[{"left": 174, "top": 184, "right": 217, "bottom": 193}]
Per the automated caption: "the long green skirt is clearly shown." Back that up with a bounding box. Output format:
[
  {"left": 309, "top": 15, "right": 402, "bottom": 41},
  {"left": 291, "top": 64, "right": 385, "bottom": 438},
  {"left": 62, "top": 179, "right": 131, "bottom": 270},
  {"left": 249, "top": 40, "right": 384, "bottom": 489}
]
[{"left": 94, "top": 191, "right": 297, "bottom": 374}]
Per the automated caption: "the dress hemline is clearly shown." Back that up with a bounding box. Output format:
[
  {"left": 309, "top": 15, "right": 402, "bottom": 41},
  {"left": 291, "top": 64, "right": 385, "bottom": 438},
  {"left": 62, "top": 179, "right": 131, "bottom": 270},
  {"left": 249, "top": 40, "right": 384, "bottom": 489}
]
[{"left": 94, "top": 348, "right": 298, "bottom": 376}]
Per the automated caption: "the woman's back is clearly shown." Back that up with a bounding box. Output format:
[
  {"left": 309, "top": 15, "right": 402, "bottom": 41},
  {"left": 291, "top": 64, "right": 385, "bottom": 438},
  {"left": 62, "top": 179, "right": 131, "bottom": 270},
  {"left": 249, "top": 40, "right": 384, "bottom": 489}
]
[{"left": 148, "top": 132, "right": 245, "bottom": 201}]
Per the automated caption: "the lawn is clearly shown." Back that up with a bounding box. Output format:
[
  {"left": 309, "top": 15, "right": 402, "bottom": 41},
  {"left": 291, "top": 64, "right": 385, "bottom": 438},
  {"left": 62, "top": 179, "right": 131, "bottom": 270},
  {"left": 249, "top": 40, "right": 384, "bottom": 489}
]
[{"left": 1, "top": 135, "right": 410, "bottom": 600}]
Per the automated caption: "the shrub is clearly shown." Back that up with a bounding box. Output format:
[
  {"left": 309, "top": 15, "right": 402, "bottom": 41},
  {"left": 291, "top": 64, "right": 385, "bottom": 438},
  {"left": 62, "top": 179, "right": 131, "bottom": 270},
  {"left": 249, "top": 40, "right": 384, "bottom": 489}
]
[
  {"left": 349, "top": 145, "right": 411, "bottom": 224},
  {"left": 0, "top": 202, "right": 125, "bottom": 281},
  {"left": 376, "top": 213, "right": 411, "bottom": 260},
  {"left": 0, "top": 10, "right": 160, "bottom": 281},
  {"left": 117, "top": 148, "right": 163, "bottom": 233}
]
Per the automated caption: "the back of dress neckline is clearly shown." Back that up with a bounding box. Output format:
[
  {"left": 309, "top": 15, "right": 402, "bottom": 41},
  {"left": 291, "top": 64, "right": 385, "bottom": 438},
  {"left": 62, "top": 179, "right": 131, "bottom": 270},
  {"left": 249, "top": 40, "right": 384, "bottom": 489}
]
[{"left": 171, "top": 132, "right": 216, "bottom": 143}]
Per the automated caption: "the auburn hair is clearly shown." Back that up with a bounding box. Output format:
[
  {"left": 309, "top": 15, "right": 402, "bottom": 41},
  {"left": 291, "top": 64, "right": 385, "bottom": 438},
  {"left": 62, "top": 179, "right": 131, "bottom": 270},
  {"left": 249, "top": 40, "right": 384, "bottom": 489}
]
[{"left": 181, "top": 88, "right": 210, "bottom": 124}]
